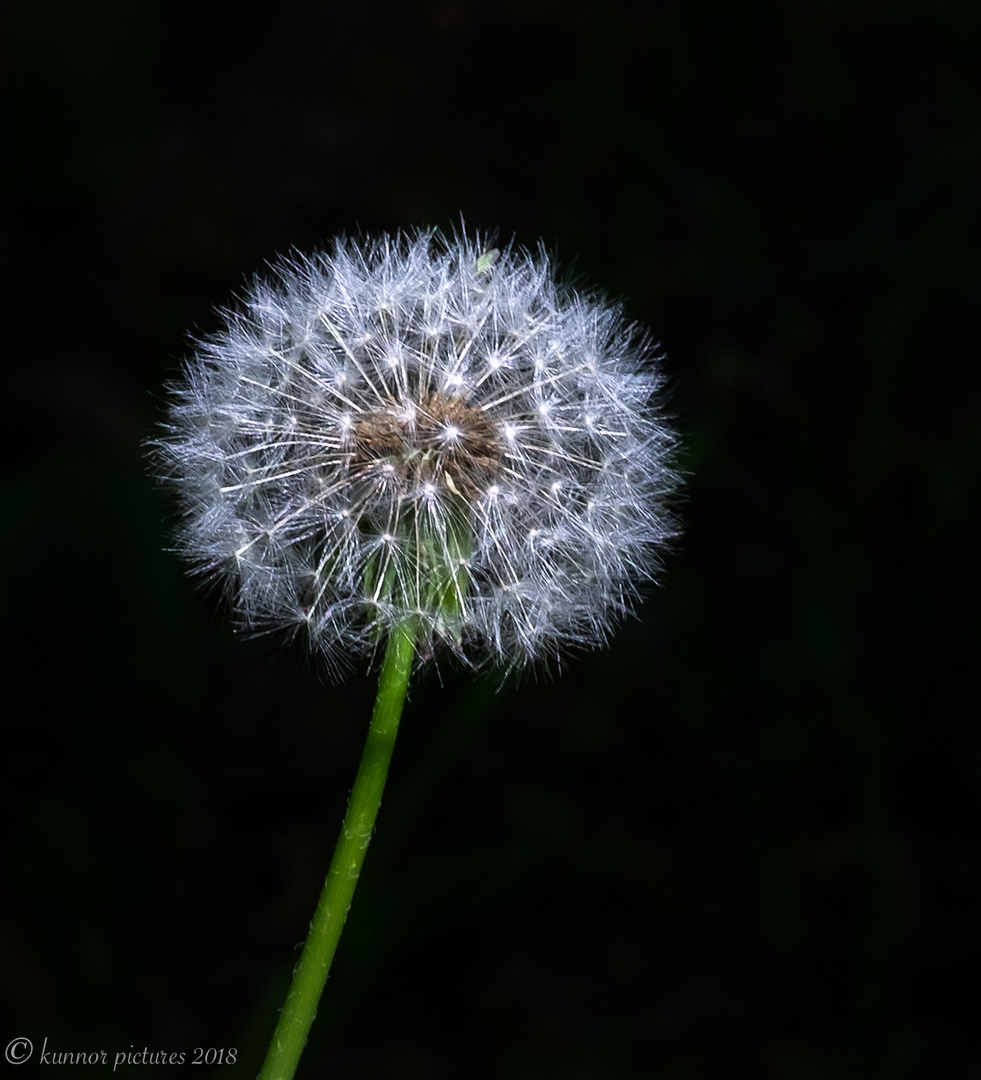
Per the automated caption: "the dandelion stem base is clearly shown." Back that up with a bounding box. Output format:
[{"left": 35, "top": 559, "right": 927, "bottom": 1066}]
[{"left": 258, "top": 624, "right": 415, "bottom": 1080}]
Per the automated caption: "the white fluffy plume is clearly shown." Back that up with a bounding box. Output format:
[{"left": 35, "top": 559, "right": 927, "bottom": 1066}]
[{"left": 149, "top": 229, "right": 679, "bottom": 671}]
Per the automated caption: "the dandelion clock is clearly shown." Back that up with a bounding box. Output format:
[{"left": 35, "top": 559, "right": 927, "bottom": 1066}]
[{"left": 148, "top": 228, "right": 680, "bottom": 1078}]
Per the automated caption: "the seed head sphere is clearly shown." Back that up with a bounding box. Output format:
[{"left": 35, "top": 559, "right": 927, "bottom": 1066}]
[{"left": 150, "top": 229, "right": 679, "bottom": 671}]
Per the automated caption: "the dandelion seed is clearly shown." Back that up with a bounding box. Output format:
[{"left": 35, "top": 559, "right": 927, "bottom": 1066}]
[{"left": 148, "top": 228, "right": 679, "bottom": 671}]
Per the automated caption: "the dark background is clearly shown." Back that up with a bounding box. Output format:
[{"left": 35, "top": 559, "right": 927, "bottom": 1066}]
[{"left": 2, "top": 1, "right": 977, "bottom": 1077}]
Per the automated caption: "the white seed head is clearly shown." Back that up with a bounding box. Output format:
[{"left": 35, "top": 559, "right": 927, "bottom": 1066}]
[{"left": 148, "top": 229, "right": 680, "bottom": 672}]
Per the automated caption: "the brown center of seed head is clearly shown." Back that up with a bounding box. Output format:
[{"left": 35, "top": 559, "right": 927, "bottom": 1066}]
[{"left": 352, "top": 393, "right": 502, "bottom": 498}]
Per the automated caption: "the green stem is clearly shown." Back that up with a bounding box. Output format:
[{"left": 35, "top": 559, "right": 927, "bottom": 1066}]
[{"left": 258, "top": 624, "right": 416, "bottom": 1080}]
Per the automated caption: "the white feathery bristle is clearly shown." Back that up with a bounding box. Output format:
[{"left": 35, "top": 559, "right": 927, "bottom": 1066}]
[{"left": 149, "top": 228, "right": 679, "bottom": 672}]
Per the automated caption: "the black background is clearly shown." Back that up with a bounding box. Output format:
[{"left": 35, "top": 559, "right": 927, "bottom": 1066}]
[{"left": 2, "top": 1, "right": 978, "bottom": 1077}]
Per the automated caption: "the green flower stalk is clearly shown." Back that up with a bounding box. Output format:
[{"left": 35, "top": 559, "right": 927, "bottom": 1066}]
[
  {"left": 258, "top": 623, "right": 414, "bottom": 1080},
  {"left": 147, "top": 228, "right": 679, "bottom": 1077}
]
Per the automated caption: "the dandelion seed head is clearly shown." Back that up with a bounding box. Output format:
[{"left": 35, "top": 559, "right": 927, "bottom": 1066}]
[{"left": 148, "top": 228, "right": 680, "bottom": 672}]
